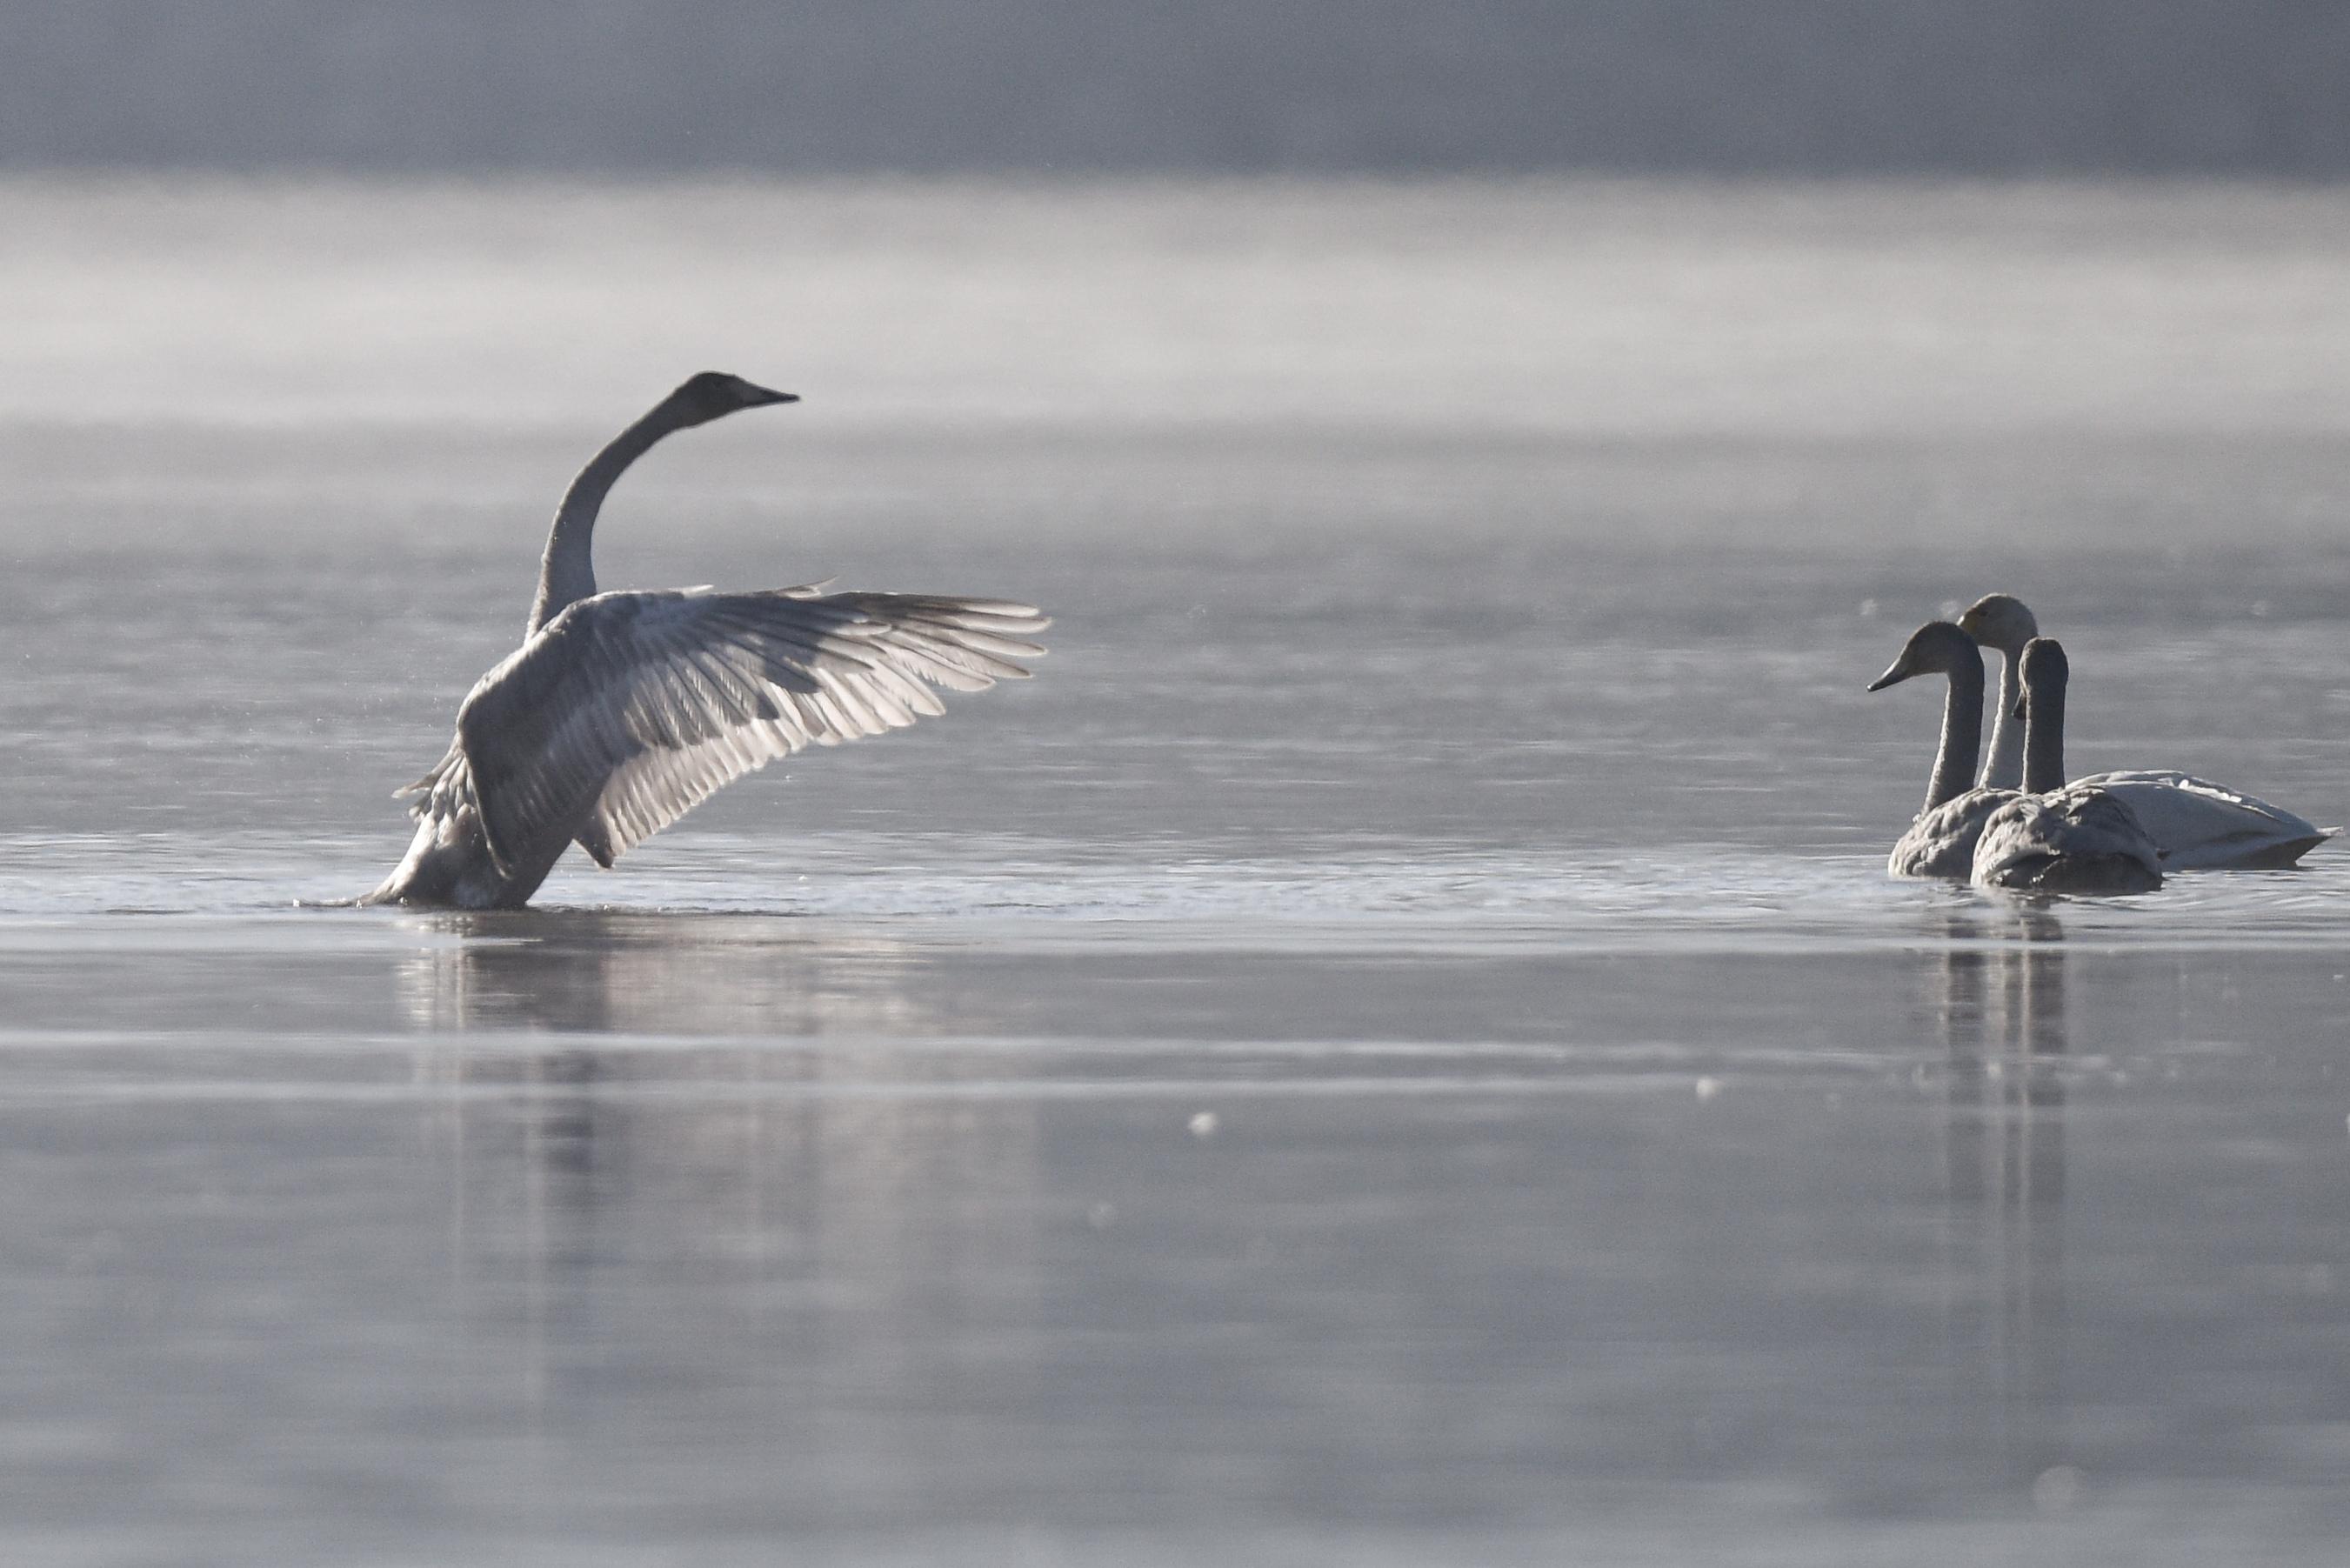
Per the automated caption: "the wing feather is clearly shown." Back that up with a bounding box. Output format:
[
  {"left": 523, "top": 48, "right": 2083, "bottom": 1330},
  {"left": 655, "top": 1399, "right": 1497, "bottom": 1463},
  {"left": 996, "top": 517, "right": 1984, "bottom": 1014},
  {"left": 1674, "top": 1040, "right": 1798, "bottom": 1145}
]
[{"left": 453, "top": 587, "right": 1047, "bottom": 876}]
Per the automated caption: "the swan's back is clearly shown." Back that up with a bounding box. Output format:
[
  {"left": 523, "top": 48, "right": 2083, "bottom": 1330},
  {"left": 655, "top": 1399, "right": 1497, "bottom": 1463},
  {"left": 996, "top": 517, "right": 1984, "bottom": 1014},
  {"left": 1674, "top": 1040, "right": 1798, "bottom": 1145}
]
[
  {"left": 2071, "top": 770, "right": 2333, "bottom": 870},
  {"left": 1971, "top": 784, "right": 2163, "bottom": 894},
  {"left": 1888, "top": 787, "right": 2018, "bottom": 878}
]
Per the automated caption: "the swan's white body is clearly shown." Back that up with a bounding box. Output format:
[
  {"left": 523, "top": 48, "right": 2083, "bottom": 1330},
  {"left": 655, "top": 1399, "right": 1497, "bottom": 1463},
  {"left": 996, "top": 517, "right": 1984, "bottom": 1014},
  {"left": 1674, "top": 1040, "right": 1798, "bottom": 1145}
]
[
  {"left": 1971, "top": 784, "right": 2164, "bottom": 894},
  {"left": 364, "top": 373, "right": 1048, "bottom": 911},
  {"left": 1968, "top": 638, "right": 2161, "bottom": 895},
  {"left": 2068, "top": 770, "right": 2333, "bottom": 871},
  {"left": 1890, "top": 787, "right": 2018, "bottom": 878},
  {"left": 1958, "top": 592, "right": 2329, "bottom": 869}
]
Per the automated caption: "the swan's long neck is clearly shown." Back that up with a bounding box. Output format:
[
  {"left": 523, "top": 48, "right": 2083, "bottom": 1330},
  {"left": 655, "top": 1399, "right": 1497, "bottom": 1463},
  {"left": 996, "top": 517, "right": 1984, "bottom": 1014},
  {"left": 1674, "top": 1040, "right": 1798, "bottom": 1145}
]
[
  {"left": 1924, "top": 652, "right": 1986, "bottom": 813},
  {"left": 526, "top": 398, "right": 691, "bottom": 637},
  {"left": 2022, "top": 671, "right": 2066, "bottom": 796},
  {"left": 1979, "top": 645, "right": 2026, "bottom": 790}
]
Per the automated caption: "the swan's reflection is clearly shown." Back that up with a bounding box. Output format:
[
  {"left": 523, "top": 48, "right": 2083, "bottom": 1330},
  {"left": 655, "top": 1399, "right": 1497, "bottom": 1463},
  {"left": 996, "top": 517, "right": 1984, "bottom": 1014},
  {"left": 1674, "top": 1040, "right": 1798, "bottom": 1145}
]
[
  {"left": 1932, "top": 903, "right": 2068, "bottom": 1492},
  {"left": 392, "top": 912, "right": 1044, "bottom": 1429},
  {"left": 395, "top": 910, "right": 938, "bottom": 1038}
]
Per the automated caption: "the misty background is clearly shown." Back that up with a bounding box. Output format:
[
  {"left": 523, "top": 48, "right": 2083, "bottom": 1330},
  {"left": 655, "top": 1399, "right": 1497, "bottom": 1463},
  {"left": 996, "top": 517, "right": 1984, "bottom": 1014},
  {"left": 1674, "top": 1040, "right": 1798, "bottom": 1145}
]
[
  {"left": 3, "top": 1, "right": 2347, "bottom": 177},
  {"left": 10, "top": 7, "right": 2350, "bottom": 1565}
]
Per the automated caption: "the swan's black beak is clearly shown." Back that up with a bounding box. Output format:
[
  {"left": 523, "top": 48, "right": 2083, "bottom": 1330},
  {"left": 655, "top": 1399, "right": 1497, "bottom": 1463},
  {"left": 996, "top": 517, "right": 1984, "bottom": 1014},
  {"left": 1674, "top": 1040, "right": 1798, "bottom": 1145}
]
[
  {"left": 1866, "top": 662, "right": 1912, "bottom": 692},
  {"left": 744, "top": 385, "right": 799, "bottom": 408}
]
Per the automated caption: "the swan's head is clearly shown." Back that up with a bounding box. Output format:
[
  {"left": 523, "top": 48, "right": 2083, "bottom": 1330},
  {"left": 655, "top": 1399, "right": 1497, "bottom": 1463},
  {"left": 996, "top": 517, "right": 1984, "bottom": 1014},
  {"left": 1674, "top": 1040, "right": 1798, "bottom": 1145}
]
[
  {"left": 666, "top": 371, "right": 799, "bottom": 428},
  {"left": 2014, "top": 636, "right": 2068, "bottom": 717},
  {"left": 1868, "top": 620, "right": 1979, "bottom": 691},
  {"left": 1956, "top": 593, "right": 2040, "bottom": 655}
]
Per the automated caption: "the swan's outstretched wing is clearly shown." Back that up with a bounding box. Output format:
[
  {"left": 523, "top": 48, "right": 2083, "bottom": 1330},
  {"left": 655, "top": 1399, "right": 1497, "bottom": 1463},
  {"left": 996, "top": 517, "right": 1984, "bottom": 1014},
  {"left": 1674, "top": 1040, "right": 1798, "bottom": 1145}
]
[
  {"left": 451, "top": 586, "right": 1048, "bottom": 877},
  {"left": 2071, "top": 770, "right": 2334, "bottom": 870}
]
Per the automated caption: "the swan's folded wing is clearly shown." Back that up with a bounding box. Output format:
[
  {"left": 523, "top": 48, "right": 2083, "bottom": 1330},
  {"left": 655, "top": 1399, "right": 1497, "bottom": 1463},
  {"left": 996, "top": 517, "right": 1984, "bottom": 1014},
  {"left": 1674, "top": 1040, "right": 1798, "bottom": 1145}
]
[
  {"left": 2072, "top": 770, "right": 2333, "bottom": 868},
  {"left": 1888, "top": 786, "right": 2016, "bottom": 879},
  {"left": 1972, "top": 785, "right": 2163, "bottom": 891},
  {"left": 456, "top": 587, "right": 1049, "bottom": 877}
]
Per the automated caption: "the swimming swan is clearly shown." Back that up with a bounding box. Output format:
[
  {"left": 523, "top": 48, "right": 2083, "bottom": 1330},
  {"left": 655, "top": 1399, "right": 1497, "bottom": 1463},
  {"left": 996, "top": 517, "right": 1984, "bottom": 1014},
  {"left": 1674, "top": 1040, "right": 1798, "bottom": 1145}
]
[
  {"left": 1970, "top": 639, "right": 2162, "bottom": 895},
  {"left": 1953, "top": 593, "right": 2037, "bottom": 790},
  {"left": 1868, "top": 620, "right": 2019, "bottom": 878},
  {"left": 364, "top": 372, "right": 1049, "bottom": 910},
  {"left": 1958, "top": 592, "right": 2329, "bottom": 869}
]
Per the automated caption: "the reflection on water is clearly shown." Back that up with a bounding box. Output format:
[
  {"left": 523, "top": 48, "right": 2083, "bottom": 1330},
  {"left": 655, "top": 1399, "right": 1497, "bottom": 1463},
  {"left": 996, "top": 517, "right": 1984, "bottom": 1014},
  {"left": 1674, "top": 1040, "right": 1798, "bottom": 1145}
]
[
  {"left": 2, "top": 893, "right": 2349, "bottom": 1558},
  {"left": 395, "top": 916, "right": 1045, "bottom": 1465},
  {"left": 393, "top": 911, "right": 939, "bottom": 1038},
  {"left": 393, "top": 904, "right": 2099, "bottom": 1523},
  {"left": 1932, "top": 906, "right": 2069, "bottom": 1499}
]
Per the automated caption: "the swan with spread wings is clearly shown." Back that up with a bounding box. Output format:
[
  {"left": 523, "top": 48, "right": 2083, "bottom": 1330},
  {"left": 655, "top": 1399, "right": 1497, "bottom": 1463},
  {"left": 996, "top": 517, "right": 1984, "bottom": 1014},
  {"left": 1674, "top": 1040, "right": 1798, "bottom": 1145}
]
[{"left": 364, "top": 372, "right": 1047, "bottom": 909}]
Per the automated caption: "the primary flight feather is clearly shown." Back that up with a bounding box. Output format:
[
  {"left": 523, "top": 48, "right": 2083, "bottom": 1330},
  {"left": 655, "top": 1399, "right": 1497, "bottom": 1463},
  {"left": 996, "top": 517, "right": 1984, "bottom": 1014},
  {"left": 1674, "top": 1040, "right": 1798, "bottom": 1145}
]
[{"left": 365, "top": 372, "right": 1047, "bottom": 910}]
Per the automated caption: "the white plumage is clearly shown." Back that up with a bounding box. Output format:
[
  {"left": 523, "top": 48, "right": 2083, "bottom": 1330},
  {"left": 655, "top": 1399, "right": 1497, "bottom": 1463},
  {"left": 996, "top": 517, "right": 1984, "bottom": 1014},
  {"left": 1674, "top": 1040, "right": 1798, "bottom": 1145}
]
[
  {"left": 1971, "top": 784, "right": 2164, "bottom": 894},
  {"left": 1889, "top": 787, "right": 2018, "bottom": 879},
  {"left": 367, "top": 373, "right": 1046, "bottom": 910},
  {"left": 1968, "top": 638, "right": 2161, "bottom": 895},
  {"left": 2067, "top": 770, "right": 2332, "bottom": 871},
  {"left": 1959, "top": 592, "right": 2329, "bottom": 869}
]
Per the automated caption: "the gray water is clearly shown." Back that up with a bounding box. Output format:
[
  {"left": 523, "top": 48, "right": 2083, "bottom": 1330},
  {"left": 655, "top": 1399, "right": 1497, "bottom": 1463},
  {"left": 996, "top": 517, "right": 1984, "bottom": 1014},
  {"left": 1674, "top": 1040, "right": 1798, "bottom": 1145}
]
[{"left": 6, "top": 179, "right": 2350, "bottom": 1565}]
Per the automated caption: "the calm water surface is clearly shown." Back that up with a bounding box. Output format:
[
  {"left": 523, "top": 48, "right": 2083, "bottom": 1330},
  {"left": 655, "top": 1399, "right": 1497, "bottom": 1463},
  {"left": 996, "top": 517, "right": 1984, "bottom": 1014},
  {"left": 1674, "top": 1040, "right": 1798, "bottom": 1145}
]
[{"left": 3, "top": 179, "right": 2350, "bottom": 1564}]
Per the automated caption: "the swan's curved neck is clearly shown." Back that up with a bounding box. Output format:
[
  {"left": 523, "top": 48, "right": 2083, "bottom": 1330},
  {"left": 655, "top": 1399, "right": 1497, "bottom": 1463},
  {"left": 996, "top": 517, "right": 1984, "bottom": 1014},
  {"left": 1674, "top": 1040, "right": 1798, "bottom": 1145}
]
[
  {"left": 1924, "top": 652, "right": 1986, "bottom": 812},
  {"left": 527, "top": 399, "right": 691, "bottom": 637},
  {"left": 2022, "top": 675, "right": 2066, "bottom": 796},
  {"left": 1979, "top": 646, "right": 2026, "bottom": 790}
]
